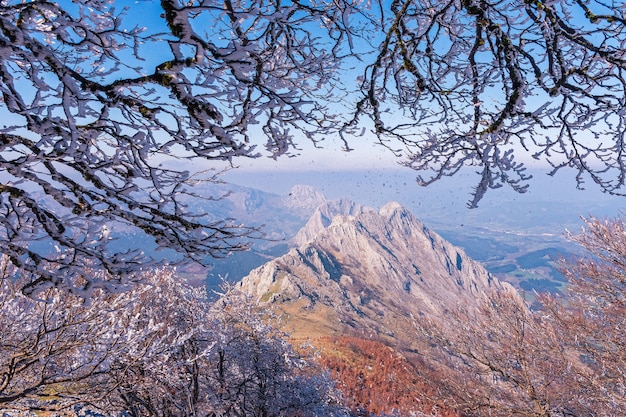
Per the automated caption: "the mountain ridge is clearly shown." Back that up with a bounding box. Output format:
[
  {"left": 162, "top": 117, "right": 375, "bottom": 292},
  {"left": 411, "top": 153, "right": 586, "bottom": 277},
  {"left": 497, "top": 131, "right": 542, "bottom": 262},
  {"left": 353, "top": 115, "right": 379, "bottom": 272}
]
[{"left": 236, "top": 200, "right": 518, "bottom": 348}]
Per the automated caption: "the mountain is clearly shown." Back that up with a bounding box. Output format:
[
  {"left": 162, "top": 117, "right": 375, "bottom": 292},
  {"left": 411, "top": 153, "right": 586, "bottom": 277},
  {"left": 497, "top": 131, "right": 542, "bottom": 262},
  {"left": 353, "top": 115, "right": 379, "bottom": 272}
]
[
  {"left": 281, "top": 184, "right": 327, "bottom": 215},
  {"left": 290, "top": 197, "right": 365, "bottom": 247},
  {"left": 226, "top": 168, "right": 626, "bottom": 295},
  {"left": 236, "top": 200, "right": 518, "bottom": 349}
]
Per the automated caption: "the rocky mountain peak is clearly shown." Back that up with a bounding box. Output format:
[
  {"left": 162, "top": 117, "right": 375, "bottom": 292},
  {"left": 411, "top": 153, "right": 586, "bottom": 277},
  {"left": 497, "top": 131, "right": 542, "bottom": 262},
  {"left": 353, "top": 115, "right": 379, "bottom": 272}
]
[
  {"left": 237, "top": 200, "right": 519, "bottom": 346},
  {"left": 379, "top": 201, "right": 406, "bottom": 218},
  {"left": 282, "top": 185, "right": 327, "bottom": 215},
  {"left": 290, "top": 198, "right": 370, "bottom": 247}
]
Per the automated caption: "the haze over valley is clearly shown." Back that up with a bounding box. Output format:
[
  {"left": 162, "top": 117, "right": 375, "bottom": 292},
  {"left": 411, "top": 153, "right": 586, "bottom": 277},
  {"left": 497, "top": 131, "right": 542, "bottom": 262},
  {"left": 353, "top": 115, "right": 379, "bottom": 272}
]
[{"left": 208, "top": 167, "right": 624, "bottom": 297}]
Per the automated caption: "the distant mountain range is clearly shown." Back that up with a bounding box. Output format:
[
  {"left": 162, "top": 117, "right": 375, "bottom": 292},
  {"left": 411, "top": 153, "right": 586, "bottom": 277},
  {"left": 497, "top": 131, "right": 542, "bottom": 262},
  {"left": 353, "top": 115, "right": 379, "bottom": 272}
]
[
  {"left": 84, "top": 177, "right": 598, "bottom": 296},
  {"left": 224, "top": 168, "right": 626, "bottom": 292}
]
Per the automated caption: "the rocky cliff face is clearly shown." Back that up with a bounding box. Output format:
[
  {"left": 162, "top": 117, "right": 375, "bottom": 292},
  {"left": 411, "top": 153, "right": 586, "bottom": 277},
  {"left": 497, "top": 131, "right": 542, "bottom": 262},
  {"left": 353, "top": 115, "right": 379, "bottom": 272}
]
[
  {"left": 290, "top": 197, "right": 367, "bottom": 247},
  {"left": 237, "top": 200, "right": 519, "bottom": 347}
]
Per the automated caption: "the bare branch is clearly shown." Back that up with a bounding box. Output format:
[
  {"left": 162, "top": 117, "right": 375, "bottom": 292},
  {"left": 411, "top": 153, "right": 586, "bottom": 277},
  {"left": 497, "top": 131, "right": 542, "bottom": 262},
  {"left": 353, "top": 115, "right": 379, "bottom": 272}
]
[{"left": 349, "top": 0, "right": 626, "bottom": 206}]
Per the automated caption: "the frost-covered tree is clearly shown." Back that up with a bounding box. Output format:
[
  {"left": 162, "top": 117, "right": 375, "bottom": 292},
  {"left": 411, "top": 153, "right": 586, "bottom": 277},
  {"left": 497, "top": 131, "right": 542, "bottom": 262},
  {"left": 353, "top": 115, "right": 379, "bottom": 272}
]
[
  {"left": 418, "top": 290, "right": 581, "bottom": 417},
  {"left": 541, "top": 215, "right": 626, "bottom": 415},
  {"left": 114, "top": 286, "right": 349, "bottom": 417},
  {"left": 347, "top": 0, "right": 626, "bottom": 207},
  {"left": 0, "top": 258, "right": 212, "bottom": 414},
  {"left": 0, "top": 258, "right": 346, "bottom": 416},
  {"left": 0, "top": 0, "right": 356, "bottom": 293},
  {"left": 204, "top": 289, "right": 349, "bottom": 417}
]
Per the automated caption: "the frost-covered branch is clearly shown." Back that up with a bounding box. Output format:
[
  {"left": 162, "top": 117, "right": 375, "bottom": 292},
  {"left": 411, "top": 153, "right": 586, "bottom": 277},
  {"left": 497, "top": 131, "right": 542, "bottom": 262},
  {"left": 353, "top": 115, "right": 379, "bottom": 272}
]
[
  {"left": 347, "top": 0, "right": 626, "bottom": 206},
  {"left": 0, "top": 0, "right": 359, "bottom": 292}
]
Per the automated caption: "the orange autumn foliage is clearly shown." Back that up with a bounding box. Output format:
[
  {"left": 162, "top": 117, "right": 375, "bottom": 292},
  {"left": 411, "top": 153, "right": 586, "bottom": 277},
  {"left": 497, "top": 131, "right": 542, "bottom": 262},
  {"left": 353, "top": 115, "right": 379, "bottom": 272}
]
[{"left": 310, "top": 336, "right": 459, "bottom": 417}]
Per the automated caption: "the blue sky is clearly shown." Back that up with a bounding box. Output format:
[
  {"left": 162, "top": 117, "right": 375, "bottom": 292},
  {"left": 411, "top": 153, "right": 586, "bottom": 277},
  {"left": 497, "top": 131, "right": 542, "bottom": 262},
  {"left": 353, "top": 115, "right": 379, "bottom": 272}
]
[{"left": 36, "top": 0, "right": 626, "bottom": 207}]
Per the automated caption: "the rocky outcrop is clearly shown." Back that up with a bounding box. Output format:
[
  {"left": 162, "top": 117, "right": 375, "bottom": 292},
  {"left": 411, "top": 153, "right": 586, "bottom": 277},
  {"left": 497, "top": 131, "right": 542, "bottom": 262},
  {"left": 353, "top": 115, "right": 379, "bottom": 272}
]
[
  {"left": 237, "top": 201, "right": 519, "bottom": 346},
  {"left": 290, "top": 198, "right": 368, "bottom": 247}
]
